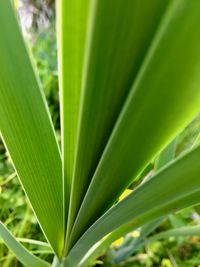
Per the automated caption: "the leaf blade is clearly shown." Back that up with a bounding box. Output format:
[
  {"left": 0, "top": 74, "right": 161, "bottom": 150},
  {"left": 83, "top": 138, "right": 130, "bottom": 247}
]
[
  {"left": 0, "top": 0, "right": 64, "bottom": 256},
  {"left": 0, "top": 222, "right": 50, "bottom": 267},
  {"left": 66, "top": 145, "right": 200, "bottom": 266},
  {"left": 68, "top": 0, "right": 170, "bottom": 243},
  {"left": 70, "top": 0, "right": 200, "bottom": 245},
  {"left": 57, "top": 0, "right": 89, "bottom": 218}
]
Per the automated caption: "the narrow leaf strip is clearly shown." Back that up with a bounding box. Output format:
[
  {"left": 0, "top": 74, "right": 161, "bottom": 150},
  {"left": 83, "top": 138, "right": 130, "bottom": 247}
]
[
  {"left": 65, "top": 145, "right": 200, "bottom": 266},
  {"left": 0, "top": 222, "right": 50, "bottom": 267},
  {"left": 56, "top": 0, "right": 89, "bottom": 217},
  {"left": 71, "top": 0, "right": 200, "bottom": 245},
  {"left": 155, "top": 138, "right": 177, "bottom": 171},
  {"left": 0, "top": 1, "right": 64, "bottom": 256},
  {"left": 147, "top": 225, "right": 200, "bottom": 243},
  {"left": 193, "top": 133, "right": 200, "bottom": 148},
  {"left": 14, "top": 238, "right": 50, "bottom": 248}
]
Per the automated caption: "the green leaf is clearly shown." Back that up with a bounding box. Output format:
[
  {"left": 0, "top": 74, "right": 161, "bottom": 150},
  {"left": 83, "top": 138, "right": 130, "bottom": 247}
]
[
  {"left": 12, "top": 238, "right": 51, "bottom": 248},
  {"left": 0, "top": 221, "right": 50, "bottom": 267},
  {"left": 193, "top": 133, "right": 200, "bottom": 148},
  {"left": 109, "top": 219, "right": 164, "bottom": 264},
  {"left": 51, "top": 256, "right": 60, "bottom": 267},
  {"left": 78, "top": 192, "right": 199, "bottom": 267},
  {"left": 67, "top": 0, "right": 170, "bottom": 238},
  {"left": 74, "top": 138, "right": 177, "bottom": 265},
  {"left": 147, "top": 225, "right": 200, "bottom": 243},
  {"left": 65, "top": 145, "right": 200, "bottom": 267},
  {"left": 70, "top": 0, "right": 200, "bottom": 247},
  {"left": 110, "top": 139, "right": 178, "bottom": 263},
  {"left": 155, "top": 138, "right": 177, "bottom": 171},
  {"left": 56, "top": 0, "right": 89, "bottom": 218},
  {"left": 0, "top": 0, "right": 64, "bottom": 257}
]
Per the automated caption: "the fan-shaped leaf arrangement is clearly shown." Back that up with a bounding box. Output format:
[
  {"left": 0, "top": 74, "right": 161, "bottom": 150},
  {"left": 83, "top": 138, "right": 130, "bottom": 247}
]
[{"left": 0, "top": 0, "right": 200, "bottom": 266}]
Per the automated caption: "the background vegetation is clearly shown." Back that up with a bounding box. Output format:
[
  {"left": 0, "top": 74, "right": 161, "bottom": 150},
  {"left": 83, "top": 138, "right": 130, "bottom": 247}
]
[{"left": 0, "top": 1, "right": 200, "bottom": 266}]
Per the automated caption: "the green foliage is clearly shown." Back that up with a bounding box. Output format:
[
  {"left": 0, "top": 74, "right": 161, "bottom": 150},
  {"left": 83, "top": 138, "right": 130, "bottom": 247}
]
[
  {"left": 31, "top": 26, "right": 60, "bottom": 131},
  {"left": 0, "top": 12, "right": 58, "bottom": 267},
  {"left": 0, "top": 1, "right": 200, "bottom": 267},
  {"left": 0, "top": 154, "right": 53, "bottom": 266},
  {"left": 0, "top": 0, "right": 64, "bottom": 257}
]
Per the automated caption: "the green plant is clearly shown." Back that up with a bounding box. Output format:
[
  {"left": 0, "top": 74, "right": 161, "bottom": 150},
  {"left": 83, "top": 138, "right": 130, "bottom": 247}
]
[
  {"left": 105, "top": 137, "right": 198, "bottom": 266},
  {"left": 0, "top": 0, "right": 200, "bottom": 266},
  {"left": 0, "top": 22, "right": 61, "bottom": 266}
]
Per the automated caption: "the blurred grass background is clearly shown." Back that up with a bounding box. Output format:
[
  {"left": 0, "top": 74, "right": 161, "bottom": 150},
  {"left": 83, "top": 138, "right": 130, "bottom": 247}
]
[{"left": 0, "top": 1, "right": 200, "bottom": 266}]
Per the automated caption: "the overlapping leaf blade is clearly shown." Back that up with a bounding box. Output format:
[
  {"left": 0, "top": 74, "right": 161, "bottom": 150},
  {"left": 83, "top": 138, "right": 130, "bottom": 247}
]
[
  {"left": 77, "top": 191, "right": 199, "bottom": 267},
  {"left": 72, "top": 137, "right": 178, "bottom": 265},
  {"left": 0, "top": 0, "right": 64, "bottom": 257},
  {"left": 1, "top": 0, "right": 200, "bottom": 265},
  {"left": 65, "top": 145, "right": 200, "bottom": 267},
  {"left": 106, "top": 138, "right": 178, "bottom": 264},
  {"left": 67, "top": 0, "right": 171, "bottom": 237},
  {"left": 69, "top": 0, "right": 200, "bottom": 246}
]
